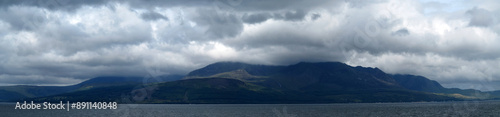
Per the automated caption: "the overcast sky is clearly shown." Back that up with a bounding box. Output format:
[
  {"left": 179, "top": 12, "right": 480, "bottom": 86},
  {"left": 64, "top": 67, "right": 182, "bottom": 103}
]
[{"left": 0, "top": 0, "right": 499, "bottom": 91}]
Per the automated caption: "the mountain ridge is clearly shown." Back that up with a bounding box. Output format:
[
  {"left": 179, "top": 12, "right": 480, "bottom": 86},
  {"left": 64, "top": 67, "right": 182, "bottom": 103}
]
[
  {"left": 186, "top": 61, "right": 403, "bottom": 90},
  {"left": 3, "top": 61, "right": 499, "bottom": 103}
]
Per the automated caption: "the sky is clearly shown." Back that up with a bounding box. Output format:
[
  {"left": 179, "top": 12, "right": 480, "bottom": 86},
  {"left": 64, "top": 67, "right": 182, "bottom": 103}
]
[{"left": 0, "top": 0, "right": 499, "bottom": 91}]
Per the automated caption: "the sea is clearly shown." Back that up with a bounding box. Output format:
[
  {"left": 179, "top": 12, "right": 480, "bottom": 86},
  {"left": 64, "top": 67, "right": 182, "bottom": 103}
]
[{"left": 1, "top": 101, "right": 499, "bottom": 117}]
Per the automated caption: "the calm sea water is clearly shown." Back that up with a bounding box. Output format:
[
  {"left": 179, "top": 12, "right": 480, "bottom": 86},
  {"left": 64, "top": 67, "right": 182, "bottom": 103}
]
[{"left": 1, "top": 101, "right": 499, "bottom": 117}]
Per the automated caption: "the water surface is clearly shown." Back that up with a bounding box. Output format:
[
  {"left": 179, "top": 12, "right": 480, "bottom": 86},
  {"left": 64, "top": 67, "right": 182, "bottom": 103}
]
[{"left": 1, "top": 101, "right": 499, "bottom": 117}]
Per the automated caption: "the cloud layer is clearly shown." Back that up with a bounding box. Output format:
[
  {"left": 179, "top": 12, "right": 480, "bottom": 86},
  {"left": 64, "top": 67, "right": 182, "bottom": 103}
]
[{"left": 0, "top": 0, "right": 499, "bottom": 91}]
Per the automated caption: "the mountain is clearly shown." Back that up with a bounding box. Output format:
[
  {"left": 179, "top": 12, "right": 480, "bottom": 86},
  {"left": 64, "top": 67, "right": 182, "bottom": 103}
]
[
  {"left": 34, "top": 78, "right": 455, "bottom": 104},
  {"left": 490, "top": 91, "right": 500, "bottom": 99},
  {"left": 34, "top": 78, "right": 292, "bottom": 103},
  {"left": 0, "top": 75, "right": 184, "bottom": 101},
  {"left": 261, "top": 62, "right": 402, "bottom": 90},
  {"left": 184, "top": 62, "right": 403, "bottom": 90},
  {"left": 74, "top": 75, "right": 183, "bottom": 90},
  {"left": 392, "top": 74, "right": 493, "bottom": 99},
  {"left": 77, "top": 75, "right": 184, "bottom": 87},
  {"left": 0, "top": 90, "right": 27, "bottom": 101},
  {"left": 182, "top": 62, "right": 499, "bottom": 101},
  {"left": 0, "top": 85, "right": 76, "bottom": 101},
  {"left": 392, "top": 74, "right": 446, "bottom": 92},
  {"left": 14, "top": 61, "right": 500, "bottom": 103},
  {"left": 32, "top": 62, "right": 459, "bottom": 103},
  {"left": 184, "top": 62, "right": 284, "bottom": 82}
]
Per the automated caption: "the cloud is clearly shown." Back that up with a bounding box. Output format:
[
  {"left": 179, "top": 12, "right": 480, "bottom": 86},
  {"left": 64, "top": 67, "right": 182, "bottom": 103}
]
[
  {"left": 140, "top": 11, "right": 168, "bottom": 21},
  {"left": 242, "top": 13, "right": 272, "bottom": 24},
  {"left": 0, "top": 6, "right": 48, "bottom": 31},
  {"left": 0, "top": 0, "right": 110, "bottom": 11},
  {"left": 241, "top": 10, "right": 316, "bottom": 24},
  {"left": 0, "top": 74, "right": 82, "bottom": 86},
  {"left": 0, "top": 0, "right": 499, "bottom": 91},
  {"left": 311, "top": 13, "right": 321, "bottom": 20},
  {"left": 466, "top": 7, "right": 496, "bottom": 27},
  {"left": 191, "top": 8, "right": 244, "bottom": 38},
  {"left": 274, "top": 9, "right": 308, "bottom": 21},
  {"left": 392, "top": 28, "right": 409, "bottom": 36}
]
